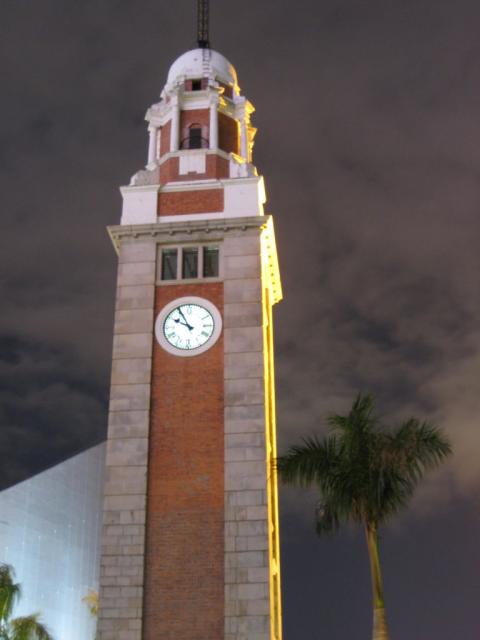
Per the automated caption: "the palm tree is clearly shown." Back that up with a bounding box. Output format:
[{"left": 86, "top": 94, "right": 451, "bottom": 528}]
[
  {"left": 277, "top": 393, "right": 451, "bottom": 640},
  {"left": 82, "top": 589, "right": 99, "bottom": 618},
  {"left": 0, "top": 564, "right": 53, "bottom": 640}
]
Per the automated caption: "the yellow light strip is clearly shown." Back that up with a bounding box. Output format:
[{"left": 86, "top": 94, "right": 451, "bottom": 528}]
[{"left": 261, "top": 220, "right": 283, "bottom": 640}]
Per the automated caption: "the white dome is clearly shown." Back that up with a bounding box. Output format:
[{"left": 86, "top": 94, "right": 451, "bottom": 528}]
[{"left": 167, "top": 48, "right": 238, "bottom": 87}]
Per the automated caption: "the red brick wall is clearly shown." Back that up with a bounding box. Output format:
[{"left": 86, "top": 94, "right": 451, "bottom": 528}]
[
  {"left": 158, "top": 189, "right": 224, "bottom": 215},
  {"left": 206, "top": 153, "right": 229, "bottom": 179},
  {"left": 219, "top": 112, "right": 239, "bottom": 155},
  {"left": 159, "top": 155, "right": 229, "bottom": 184},
  {"left": 159, "top": 156, "right": 180, "bottom": 184},
  {"left": 144, "top": 282, "right": 224, "bottom": 640},
  {"left": 160, "top": 120, "right": 171, "bottom": 157}
]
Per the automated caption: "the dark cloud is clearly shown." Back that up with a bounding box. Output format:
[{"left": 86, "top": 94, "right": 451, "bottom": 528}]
[
  {"left": 0, "top": 334, "right": 107, "bottom": 488},
  {"left": 1, "top": 0, "right": 479, "bottom": 637}
]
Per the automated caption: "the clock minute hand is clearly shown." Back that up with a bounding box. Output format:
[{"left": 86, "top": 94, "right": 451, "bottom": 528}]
[{"left": 176, "top": 310, "right": 194, "bottom": 331}]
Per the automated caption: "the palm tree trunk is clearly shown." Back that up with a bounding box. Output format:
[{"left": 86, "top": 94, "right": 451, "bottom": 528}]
[{"left": 364, "top": 522, "right": 389, "bottom": 640}]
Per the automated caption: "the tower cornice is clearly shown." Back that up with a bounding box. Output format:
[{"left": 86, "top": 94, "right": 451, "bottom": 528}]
[
  {"left": 108, "top": 214, "right": 270, "bottom": 250},
  {"left": 108, "top": 214, "right": 283, "bottom": 305}
]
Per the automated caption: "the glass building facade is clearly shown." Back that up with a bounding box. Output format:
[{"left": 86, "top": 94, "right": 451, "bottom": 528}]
[{"left": 0, "top": 443, "right": 105, "bottom": 640}]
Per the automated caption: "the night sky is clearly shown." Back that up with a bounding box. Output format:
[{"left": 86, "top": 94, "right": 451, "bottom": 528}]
[{"left": 1, "top": 1, "right": 479, "bottom": 638}]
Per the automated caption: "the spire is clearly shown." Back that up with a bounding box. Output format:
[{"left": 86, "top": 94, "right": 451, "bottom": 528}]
[{"left": 197, "top": 0, "right": 210, "bottom": 49}]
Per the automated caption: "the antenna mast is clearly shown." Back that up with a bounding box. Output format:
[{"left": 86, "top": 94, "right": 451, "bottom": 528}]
[{"left": 197, "top": 0, "right": 210, "bottom": 49}]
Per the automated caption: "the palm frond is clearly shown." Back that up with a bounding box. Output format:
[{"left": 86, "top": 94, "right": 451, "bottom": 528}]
[
  {"left": 315, "top": 498, "right": 341, "bottom": 535},
  {"left": 328, "top": 393, "right": 376, "bottom": 436},
  {"left": 276, "top": 435, "right": 339, "bottom": 488},
  {"left": 10, "top": 614, "right": 53, "bottom": 640},
  {"left": 82, "top": 589, "right": 99, "bottom": 617},
  {"left": 390, "top": 419, "right": 452, "bottom": 484},
  {"left": 279, "top": 394, "right": 451, "bottom": 534},
  {"left": 0, "top": 565, "right": 21, "bottom": 624}
]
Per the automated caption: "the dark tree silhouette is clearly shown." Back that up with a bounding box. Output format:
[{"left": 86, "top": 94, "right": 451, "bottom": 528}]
[
  {"left": 277, "top": 393, "right": 452, "bottom": 640},
  {"left": 0, "top": 564, "right": 53, "bottom": 640}
]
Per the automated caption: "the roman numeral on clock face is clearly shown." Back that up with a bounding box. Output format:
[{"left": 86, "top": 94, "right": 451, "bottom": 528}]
[
  {"left": 162, "top": 302, "right": 215, "bottom": 351},
  {"left": 156, "top": 297, "right": 222, "bottom": 357}
]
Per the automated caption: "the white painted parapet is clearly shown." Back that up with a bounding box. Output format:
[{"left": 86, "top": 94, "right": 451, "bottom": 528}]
[
  {"left": 120, "top": 176, "right": 266, "bottom": 226},
  {"left": 223, "top": 176, "right": 266, "bottom": 218},
  {"left": 120, "top": 185, "right": 159, "bottom": 225}
]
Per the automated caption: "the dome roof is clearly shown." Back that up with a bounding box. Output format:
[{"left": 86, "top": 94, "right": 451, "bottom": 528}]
[{"left": 167, "top": 48, "right": 238, "bottom": 87}]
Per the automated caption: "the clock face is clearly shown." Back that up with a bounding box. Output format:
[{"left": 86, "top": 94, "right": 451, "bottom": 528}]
[
  {"left": 163, "top": 303, "right": 214, "bottom": 351},
  {"left": 155, "top": 296, "right": 222, "bottom": 357}
]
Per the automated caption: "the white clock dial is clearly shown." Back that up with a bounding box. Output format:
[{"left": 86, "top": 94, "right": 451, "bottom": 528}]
[
  {"left": 163, "top": 303, "right": 214, "bottom": 350},
  {"left": 155, "top": 296, "right": 222, "bottom": 357}
]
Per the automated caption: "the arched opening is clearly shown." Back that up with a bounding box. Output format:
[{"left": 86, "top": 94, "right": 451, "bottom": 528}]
[
  {"left": 188, "top": 124, "right": 202, "bottom": 149},
  {"left": 180, "top": 123, "right": 208, "bottom": 150}
]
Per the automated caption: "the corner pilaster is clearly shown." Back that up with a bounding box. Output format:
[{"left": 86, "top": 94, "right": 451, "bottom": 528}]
[
  {"left": 97, "top": 239, "right": 156, "bottom": 640},
  {"left": 223, "top": 226, "right": 281, "bottom": 640}
]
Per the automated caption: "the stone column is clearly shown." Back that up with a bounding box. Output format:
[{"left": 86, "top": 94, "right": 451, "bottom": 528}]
[
  {"left": 170, "top": 98, "right": 180, "bottom": 152},
  {"left": 209, "top": 97, "right": 219, "bottom": 150},
  {"left": 147, "top": 125, "right": 158, "bottom": 167}
]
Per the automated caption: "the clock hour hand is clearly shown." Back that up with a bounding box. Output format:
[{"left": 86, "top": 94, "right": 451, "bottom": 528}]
[
  {"left": 174, "top": 317, "right": 193, "bottom": 331},
  {"left": 175, "top": 311, "right": 193, "bottom": 331}
]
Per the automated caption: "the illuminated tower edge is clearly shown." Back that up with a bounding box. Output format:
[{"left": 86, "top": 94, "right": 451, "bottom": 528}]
[{"left": 97, "top": 47, "right": 283, "bottom": 640}]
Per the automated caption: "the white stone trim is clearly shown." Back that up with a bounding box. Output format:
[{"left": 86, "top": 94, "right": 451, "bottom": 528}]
[
  {"left": 224, "top": 177, "right": 265, "bottom": 217},
  {"left": 209, "top": 97, "right": 219, "bottom": 150},
  {"left": 147, "top": 125, "right": 158, "bottom": 167},
  {"left": 120, "top": 177, "right": 266, "bottom": 225},
  {"left": 179, "top": 95, "right": 213, "bottom": 110},
  {"left": 120, "top": 185, "right": 159, "bottom": 226},
  {"left": 178, "top": 151, "right": 207, "bottom": 175},
  {"left": 145, "top": 105, "right": 171, "bottom": 128},
  {"left": 170, "top": 97, "right": 180, "bottom": 152},
  {"left": 157, "top": 148, "right": 231, "bottom": 169},
  {"left": 109, "top": 215, "right": 273, "bottom": 252},
  {"left": 158, "top": 210, "right": 257, "bottom": 223},
  {"left": 156, "top": 175, "right": 261, "bottom": 192},
  {"left": 146, "top": 86, "right": 224, "bottom": 127}
]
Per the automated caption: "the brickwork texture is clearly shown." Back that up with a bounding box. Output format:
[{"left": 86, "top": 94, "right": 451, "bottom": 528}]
[
  {"left": 158, "top": 188, "right": 224, "bottom": 215},
  {"left": 219, "top": 112, "right": 239, "bottom": 155},
  {"left": 143, "top": 282, "right": 225, "bottom": 640},
  {"left": 159, "top": 154, "right": 229, "bottom": 185}
]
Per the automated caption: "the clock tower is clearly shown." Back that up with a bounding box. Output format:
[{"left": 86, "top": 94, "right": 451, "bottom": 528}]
[{"left": 97, "top": 41, "right": 283, "bottom": 640}]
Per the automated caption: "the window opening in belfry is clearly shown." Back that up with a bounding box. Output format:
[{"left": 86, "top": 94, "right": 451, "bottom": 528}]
[
  {"left": 203, "top": 247, "right": 219, "bottom": 277},
  {"left": 192, "top": 79, "right": 202, "bottom": 91},
  {"left": 189, "top": 126, "right": 202, "bottom": 149},
  {"left": 161, "top": 249, "right": 178, "bottom": 280},
  {"left": 182, "top": 248, "right": 198, "bottom": 278}
]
